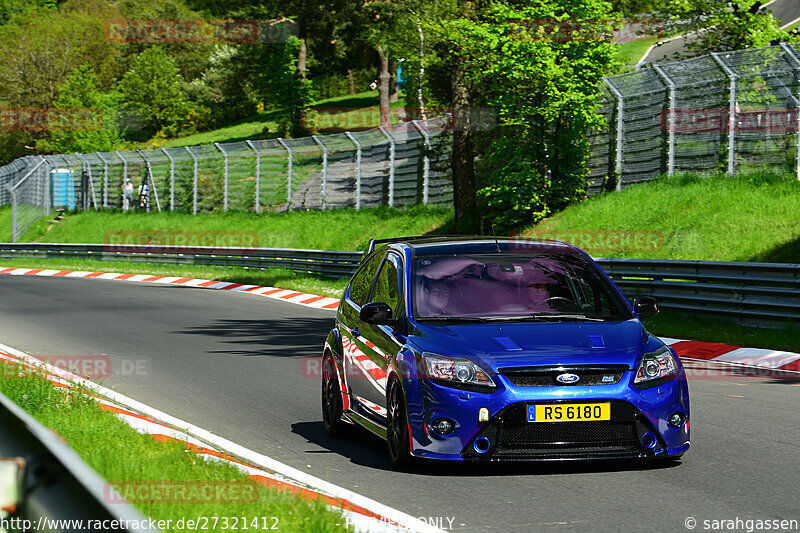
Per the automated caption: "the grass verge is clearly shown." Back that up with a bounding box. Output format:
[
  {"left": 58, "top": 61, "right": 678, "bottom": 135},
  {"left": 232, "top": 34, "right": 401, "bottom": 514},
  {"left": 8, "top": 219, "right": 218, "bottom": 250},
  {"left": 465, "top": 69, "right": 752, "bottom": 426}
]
[
  {"left": 617, "top": 36, "right": 661, "bottom": 65},
  {"left": 21, "top": 205, "right": 453, "bottom": 252},
  {"left": 0, "top": 361, "right": 351, "bottom": 532},
  {"left": 151, "top": 90, "right": 407, "bottom": 148},
  {"left": 644, "top": 308, "right": 800, "bottom": 354},
  {"left": 526, "top": 169, "right": 800, "bottom": 263}
]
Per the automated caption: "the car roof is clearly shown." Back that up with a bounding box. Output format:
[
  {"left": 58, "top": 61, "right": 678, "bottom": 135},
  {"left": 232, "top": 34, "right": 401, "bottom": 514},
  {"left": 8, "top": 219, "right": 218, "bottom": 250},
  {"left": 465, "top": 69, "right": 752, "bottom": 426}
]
[{"left": 365, "top": 235, "right": 581, "bottom": 257}]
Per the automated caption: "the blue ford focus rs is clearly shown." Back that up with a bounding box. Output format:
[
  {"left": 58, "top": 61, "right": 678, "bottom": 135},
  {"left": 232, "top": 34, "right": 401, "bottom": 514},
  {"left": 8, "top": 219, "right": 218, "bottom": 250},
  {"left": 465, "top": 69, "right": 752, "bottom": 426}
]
[{"left": 321, "top": 236, "right": 690, "bottom": 468}]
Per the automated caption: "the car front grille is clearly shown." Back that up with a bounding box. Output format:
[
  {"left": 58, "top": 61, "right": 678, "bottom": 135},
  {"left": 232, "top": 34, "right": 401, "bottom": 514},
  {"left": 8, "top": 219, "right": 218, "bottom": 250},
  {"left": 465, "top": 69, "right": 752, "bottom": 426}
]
[
  {"left": 499, "top": 365, "right": 629, "bottom": 387},
  {"left": 461, "top": 400, "right": 664, "bottom": 461}
]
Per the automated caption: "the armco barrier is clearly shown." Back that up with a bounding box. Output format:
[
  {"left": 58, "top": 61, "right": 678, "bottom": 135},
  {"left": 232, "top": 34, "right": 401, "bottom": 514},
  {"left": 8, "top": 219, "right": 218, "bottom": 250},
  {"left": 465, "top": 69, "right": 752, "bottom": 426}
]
[
  {"left": 595, "top": 258, "right": 800, "bottom": 325},
  {"left": 0, "top": 389, "right": 157, "bottom": 532},
  {"left": 0, "top": 243, "right": 363, "bottom": 278},
  {"left": 1, "top": 243, "right": 798, "bottom": 326}
]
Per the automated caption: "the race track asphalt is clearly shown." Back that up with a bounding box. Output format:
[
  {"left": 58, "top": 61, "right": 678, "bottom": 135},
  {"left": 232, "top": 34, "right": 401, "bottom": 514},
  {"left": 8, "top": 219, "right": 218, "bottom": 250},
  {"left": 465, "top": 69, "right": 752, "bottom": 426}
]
[
  {"left": 642, "top": 0, "right": 800, "bottom": 64},
  {"left": 0, "top": 275, "right": 797, "bottom": 532}
]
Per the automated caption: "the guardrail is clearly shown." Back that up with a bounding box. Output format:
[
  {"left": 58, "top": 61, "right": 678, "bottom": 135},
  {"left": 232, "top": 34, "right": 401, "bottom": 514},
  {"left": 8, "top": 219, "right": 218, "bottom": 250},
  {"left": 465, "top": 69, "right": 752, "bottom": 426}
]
[
  {"left": 595, "top": 258, "right": 800, "bottom": 326},
  {"left": 0, "top": 243, "right": 363, "bottom": 278},
  {"left": 1, "top": 243, "right": 798, "bottom": 327},
  {"left": 0, "top": 390, "right": 157, "bottom": 532}
]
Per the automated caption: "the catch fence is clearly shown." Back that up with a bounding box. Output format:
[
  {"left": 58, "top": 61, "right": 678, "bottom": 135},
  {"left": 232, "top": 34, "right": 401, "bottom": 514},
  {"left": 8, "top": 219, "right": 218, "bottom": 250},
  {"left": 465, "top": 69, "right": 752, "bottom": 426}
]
[
  {"left": 0, "top": 117, "right": 453, "bottom": 242},
  {"left": 588, "top": 43, "right": 800, "bottom": 192}
]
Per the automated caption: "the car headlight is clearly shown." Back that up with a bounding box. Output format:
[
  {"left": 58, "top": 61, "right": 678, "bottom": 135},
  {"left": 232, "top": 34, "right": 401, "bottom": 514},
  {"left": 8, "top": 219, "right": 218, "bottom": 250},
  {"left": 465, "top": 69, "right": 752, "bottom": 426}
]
[
  {"left": 422, "top": 353, "right": 496, "bottom": 390},
  {"left": 634, "top": 345, "right": 678, "bottom": 388}
]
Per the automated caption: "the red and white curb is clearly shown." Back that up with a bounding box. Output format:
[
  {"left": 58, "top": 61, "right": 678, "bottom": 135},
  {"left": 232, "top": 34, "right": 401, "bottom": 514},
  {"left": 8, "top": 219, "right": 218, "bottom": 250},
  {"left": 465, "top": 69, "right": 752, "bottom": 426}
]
[
  {"left": 661, "top": 337, "right": 800, "bottom": 374},
  {"left": 0, "top": 267, "right": 341, "bottom": 311},
  {"left": 0, "top": 342, "right": 444, "bottom": 533}
]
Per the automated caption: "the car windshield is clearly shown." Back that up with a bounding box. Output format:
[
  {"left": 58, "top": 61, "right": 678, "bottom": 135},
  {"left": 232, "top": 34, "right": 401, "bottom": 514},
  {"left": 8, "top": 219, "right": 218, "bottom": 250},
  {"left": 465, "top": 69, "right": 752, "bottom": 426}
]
[{"left": 412, "top": 252, "right": 633, "bottom": 322}]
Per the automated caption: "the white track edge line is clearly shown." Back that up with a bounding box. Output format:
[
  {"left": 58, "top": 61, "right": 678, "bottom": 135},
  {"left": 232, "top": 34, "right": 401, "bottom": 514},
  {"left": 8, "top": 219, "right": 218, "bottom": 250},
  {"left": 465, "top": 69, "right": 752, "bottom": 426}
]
[{"left": 0, "top": 341, "right": 444, "bottom": 533}]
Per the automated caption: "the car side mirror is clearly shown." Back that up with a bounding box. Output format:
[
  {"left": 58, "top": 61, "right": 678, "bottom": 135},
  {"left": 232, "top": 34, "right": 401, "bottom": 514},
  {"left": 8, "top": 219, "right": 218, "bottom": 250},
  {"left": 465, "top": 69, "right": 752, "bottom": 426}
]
[
  {"left": 359, "top": 302, "right": 397, "bottom": 326},
  {"left": 633, "top": 296, "right": 659, "bottom": 320}
]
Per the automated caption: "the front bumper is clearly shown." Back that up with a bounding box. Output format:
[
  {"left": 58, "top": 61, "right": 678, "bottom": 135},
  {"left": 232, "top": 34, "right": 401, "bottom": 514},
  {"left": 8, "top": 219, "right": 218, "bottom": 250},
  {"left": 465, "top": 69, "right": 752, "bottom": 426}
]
[
  {"left": 408, "top": 372, "right": 690, "bottom": 462},
  {"left": 460, "top": 400, "right": 677, "bottom": 461}
]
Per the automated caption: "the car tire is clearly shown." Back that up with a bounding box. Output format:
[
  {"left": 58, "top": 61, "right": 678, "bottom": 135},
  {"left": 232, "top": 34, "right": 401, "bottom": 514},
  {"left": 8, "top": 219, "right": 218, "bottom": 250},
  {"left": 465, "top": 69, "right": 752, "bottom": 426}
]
[
  {"left": 386, "top": 379, "right": 413, "bottom": 469},
  {"left": 322, "top": 353, "right": 344, "bottom": 437}
]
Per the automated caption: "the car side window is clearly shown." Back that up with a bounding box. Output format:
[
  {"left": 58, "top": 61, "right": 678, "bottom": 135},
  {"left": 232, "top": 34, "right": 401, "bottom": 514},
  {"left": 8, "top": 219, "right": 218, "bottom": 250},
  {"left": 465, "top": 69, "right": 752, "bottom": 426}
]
[
  {"left": 348, "top": 252, "right": 384, "bottom": 307},
  {"left": 370, "top": 257, "right": 401, "bottom": 315}
]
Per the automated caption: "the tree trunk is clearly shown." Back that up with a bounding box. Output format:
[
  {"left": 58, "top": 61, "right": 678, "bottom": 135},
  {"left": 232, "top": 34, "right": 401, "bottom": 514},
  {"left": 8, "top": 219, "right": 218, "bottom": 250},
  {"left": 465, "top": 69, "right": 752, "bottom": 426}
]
[
  {"left": 297, "top": 38, "right": 307, "bottom": 83},
  {"left": 417, "top": 23, "right": 427, "bottom": 121},
  {"left": 389, "top": 59, "right": 399, "bottom": 103},
  {"left": 451, "top": 54, "right": 478, "bottom": 233},
  {"left": 347, "top": 69, "right": 355, "bottom": 95},
  {"left": 377, "top": 45, "right": 391, "bottom": 128}
]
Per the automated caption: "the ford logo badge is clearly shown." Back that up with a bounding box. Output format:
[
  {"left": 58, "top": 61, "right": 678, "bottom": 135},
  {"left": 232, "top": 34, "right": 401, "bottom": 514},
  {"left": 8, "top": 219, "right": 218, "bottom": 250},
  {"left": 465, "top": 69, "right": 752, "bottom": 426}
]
[{"left": 556, "top": 373, "right": 580, "bottom": 384}]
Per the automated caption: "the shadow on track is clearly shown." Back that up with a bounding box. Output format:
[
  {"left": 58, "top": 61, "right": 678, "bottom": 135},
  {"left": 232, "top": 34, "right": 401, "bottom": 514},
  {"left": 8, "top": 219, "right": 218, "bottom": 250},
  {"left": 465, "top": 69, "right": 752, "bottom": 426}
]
[{"left": 173, "top": 317, "right": 333, "bottom": 357}]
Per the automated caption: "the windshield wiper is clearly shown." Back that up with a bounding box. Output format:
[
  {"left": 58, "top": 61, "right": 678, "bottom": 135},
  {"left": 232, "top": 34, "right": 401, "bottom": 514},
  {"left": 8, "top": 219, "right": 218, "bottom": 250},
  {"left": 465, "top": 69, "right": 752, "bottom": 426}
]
[
  {"left": 418, "top": 314, "right": 610, "bottom": 324},
  {"left": 416, "top": 316, "right": 494, "bottom": 324},
  {"left": 529, "top": 314, "right": 606, "bottom": 322}
]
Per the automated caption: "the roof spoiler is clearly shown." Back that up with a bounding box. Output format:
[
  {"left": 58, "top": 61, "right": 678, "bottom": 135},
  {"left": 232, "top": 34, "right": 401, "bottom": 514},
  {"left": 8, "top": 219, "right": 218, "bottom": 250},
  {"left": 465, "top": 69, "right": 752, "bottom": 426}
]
[{"left": 362, "top": 234, "right": 482, "bottom": 259}]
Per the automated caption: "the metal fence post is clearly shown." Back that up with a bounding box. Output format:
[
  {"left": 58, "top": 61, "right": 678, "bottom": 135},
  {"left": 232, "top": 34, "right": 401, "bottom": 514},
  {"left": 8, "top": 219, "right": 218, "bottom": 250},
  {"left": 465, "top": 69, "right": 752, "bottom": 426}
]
[
  {"left": 344, "top": 132, "right": 362, "bottom": 210},
  {"left": 42, "top": 157, "right": 50, "bottom": 217},
  {"left": 277, "top": 138, "right": 293, "bottom": 208},
  {"left": 712, "top": 53, "right": 737, "bottom": 176},
  {"left": 411, "top": 120, "right": 430, "bottom": 203},
  {"left": 160, "top": 148, "right": 175, "bottom": 210},
  {"left": 780, "top": 43, "right": 800, "bottom": 181},
  {"left": 74, "top": 153, "right": 98, "bottom": 210},
  {"left": 603, "top": 77, "right": 625, "bottom": 190},
  {"left": 214, "top": 143, "right": 229, "bottom": 211},
  {"left": 96, "top": 152, "right": 109, "bottom": 208},
  {"left": 7, "top": 158, "right": 46, "bottom": 242},
  {"left": 311, "top": 136, "right": 328, "bottom": 210},
  {"left": 652, "top": 65, "right": 676, "bottom": 176},
  {"left": 6, "top": 183, "right": 15, "bottom": 243},
  {"left": 115, "top": 151, "right": 128, "bottom": 206},
  {"left": 245, "top": 141, "right": 261, "bottom": 213},
  {"left": 378, "top": 126, "right": 396, "bottom": 207},
  {"left": 185, "top": 146, "right": 199, "bottom": 215}
]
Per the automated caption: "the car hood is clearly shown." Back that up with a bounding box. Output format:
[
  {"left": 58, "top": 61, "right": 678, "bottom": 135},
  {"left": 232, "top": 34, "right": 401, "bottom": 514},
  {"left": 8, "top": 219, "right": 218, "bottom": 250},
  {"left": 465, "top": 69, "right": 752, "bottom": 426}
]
[{"left": 409, "top": 319, "right": 648, "bottom": 371}]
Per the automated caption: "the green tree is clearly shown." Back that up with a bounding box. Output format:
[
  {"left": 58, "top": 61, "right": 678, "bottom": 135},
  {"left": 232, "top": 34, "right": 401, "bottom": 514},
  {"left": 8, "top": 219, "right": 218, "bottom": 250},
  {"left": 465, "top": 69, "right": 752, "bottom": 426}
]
[
  {"left": 118, "top": 46, "right": 191, "bottom": 140},
  {"left": 36, "top": 64, "right": 123, "bottom": 154},
  {"left": 402, "top": 0, "right": 619, "bottom": 232},
  {"left": 472, "top": 2, "right": 619, "bottom": 231},
  {"left": 0, "top": 4, "right": 121, "bottom": 164}
]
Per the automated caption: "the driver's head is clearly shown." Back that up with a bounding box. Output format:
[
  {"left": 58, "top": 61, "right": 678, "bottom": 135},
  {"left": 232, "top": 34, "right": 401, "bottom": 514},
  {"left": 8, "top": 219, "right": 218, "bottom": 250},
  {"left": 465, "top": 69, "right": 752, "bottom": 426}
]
[
  {"left": 525, "top": 271, "right": 557, "bottom": 304},
  {"left": 527, "top": 282, "right": 551, "bottom": 302},
  {"left": 425, "top": 281, "right": 450, "bottom": 314}
]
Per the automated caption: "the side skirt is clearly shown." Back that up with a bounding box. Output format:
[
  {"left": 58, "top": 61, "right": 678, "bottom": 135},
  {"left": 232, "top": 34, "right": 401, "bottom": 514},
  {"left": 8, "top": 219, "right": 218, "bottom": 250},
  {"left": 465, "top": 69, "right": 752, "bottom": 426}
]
[{"left": 344, "top": 409, "right": 388, "bottom": 440}]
